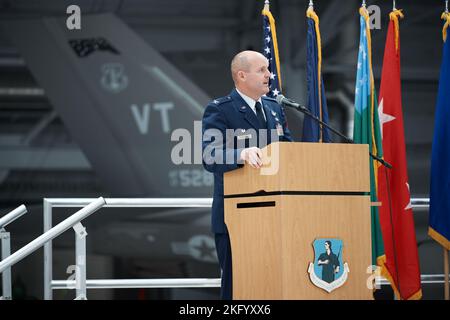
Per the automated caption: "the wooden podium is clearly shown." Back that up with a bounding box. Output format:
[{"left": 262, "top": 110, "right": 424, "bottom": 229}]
[{"left": 224, "top": 142, "right": 373, "bottom": 300}]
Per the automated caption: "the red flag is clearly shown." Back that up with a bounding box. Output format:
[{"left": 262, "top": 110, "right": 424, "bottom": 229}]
[{"left": 377, "top": 10, "right": 422, "bottom": 300}]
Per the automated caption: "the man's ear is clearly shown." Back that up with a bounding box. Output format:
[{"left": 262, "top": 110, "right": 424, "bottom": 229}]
[{"left": 237, "top": 70, "right": 245, "bottom": 82}]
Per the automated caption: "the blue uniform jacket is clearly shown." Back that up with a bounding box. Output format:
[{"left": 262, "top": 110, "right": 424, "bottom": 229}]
[{"left": 202, "top": 88, "right": 293, "bottom": 234}]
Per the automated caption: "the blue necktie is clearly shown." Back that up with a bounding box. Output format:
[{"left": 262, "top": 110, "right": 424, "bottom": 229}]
[{"left": 255, "top": 101, "right": 266, "bottom": 129}]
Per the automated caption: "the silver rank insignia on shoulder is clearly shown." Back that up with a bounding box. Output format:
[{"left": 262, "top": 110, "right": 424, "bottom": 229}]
[
  {"left": 271, "top": 110, "right": 277, "bottom": 116},
  {"left": 213, "top": 100, "right": 219, "bottom": 104},
  {"left": 275, "top": 117, "right": 279, "bottom": 121}
]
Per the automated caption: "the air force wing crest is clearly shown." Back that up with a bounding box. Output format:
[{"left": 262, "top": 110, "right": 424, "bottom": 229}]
[
  {"left": 308, "top": 238, "right": 349, "bottom": 293},
  {"left": 100, "top": 63, "right": 129, "bottom": 93}
]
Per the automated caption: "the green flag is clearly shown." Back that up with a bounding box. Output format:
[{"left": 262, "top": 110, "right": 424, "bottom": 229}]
[{"left": 353, "top": 7, "right": 385, "bottom": 267}]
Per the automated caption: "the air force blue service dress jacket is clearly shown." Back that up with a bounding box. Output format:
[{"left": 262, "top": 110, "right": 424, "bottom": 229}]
[{"left": 202, "top": 89, "right": 293, "bottom": 234}]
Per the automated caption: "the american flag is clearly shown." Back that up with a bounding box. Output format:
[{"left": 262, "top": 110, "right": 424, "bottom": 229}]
[{"left": 262, "top": 6, "right": 282, "bottom": 98}]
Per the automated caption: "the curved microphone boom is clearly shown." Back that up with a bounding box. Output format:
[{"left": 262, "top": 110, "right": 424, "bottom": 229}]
[{"left": 274, "top": 94, "right": 392, "bottom": 169}]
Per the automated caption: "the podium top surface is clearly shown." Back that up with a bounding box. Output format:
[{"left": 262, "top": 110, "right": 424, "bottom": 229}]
[{"left": 224, "top": 142, "right": 370, "bottom": 196}]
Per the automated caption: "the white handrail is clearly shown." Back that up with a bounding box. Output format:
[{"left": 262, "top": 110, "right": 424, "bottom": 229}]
[
  {"left": 43, "top": 197, "right": 427, "bottom": 208},
  {"left": 0, "top": 197, "right": 105, "bottom": 273},
  {"left": 43, "top": 197, "right": 212, "bottom": 299},
  {"left": 45, "top": 198, "right": 213, "bottom": 207},
  {"left": 52, "top": 278, "right": 221, "bottom": 290},
  {"left": 0, "top": 205, "right": 27, "bottom": 300},
  {"left": 0, "top": 205, "right": 27, "bottom": 228},
  {"left": 410, "top": 198, "right": 431, "bottom": 209},
  {"left": 377, "top": 274, "right": 450, "bottom": 285},
  {"left": 51, "top": 274, "right": 448, "bottom": 290}
]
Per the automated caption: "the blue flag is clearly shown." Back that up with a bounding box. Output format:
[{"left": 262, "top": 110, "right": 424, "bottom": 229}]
[
  {"left": 262, "top": 6, "right": 282, "bottom": 98},
  {"left": 429, "top": 12, "right": 450, "bottom": 250},
  {"left": 302, "top": 8, "right": 330, "bottom": 142}
]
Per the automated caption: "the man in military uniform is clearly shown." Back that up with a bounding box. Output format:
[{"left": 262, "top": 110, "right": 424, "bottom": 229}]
[
  {"left": 317, "top": 240, "right": 341, "bottom": 283},
  {"left": 202, "top": 50, "right": 293, "bottom": 299}
]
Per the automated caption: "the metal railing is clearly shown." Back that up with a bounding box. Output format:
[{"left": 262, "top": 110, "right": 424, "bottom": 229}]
[
  {"left": 409, "top": 198, "right": 431, "bottom": 209},
  {"left": 0, "top": 205, "right": 28, "bottom": 300},
  {"left": 44, "top": 197, "right": 439, "bottom": 300},
  {"left": 52, "top": 278, "right": 221, "bottom": 290},
  {"left": 43, "top": 198, "right": 213, "bottom": 300},
  {"left": 0, "top": 205, "right": 28, "bottom": 229},
  {"left": 378, "top": 274, "right": 450, "bottom": 286},
  {"left": 0, "top": 198, "right": 105, "bottom": 300},
  {"left": 1, "top": 197, "right": 447, "bottom": 300}
]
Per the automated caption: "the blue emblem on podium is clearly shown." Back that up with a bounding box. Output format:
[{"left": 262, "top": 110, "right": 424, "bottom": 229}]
[{"left": 308, "top": 238, "right": 349, "bottom": 293}]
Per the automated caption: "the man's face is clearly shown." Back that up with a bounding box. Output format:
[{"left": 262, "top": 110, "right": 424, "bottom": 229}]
[
  {"left": 241, "top": 54, "right": 270, "bottom": 98},
  {"left": 325, "top": 242, "right": 330, "bottom": 250}
]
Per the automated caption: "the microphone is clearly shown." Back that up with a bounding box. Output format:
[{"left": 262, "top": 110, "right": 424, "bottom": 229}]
[{"left": 275, "top": 94, "right": 303, "bottom": 108}]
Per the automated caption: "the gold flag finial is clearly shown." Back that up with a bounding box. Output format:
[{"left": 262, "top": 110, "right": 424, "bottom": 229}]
[
  {"left": 442, "top": 0, "right": 450, "bottom": 42},
  {"left": 389, "top": 9, "right": 404, "bottom": 52},
  {"left": 442, "top": 11, "right": 450, "bottom": 42}
]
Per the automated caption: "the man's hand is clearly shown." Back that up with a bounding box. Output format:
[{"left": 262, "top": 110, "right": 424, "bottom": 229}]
[{"left": 240, "top": 147, "right": 263, "bottom": 169}]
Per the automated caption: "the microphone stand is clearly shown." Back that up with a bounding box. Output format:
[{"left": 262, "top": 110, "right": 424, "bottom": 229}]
[{"left": 285, "top": 103, "right": 392, "bottom": 169}]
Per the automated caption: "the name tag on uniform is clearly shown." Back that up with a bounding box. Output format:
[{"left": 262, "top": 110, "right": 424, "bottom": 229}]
[
  {"left": 237, "top": 134, "right": 253, "bottom": 140},
  {"left": 276, "top": 123, "right": 284, "bottom": 136}
]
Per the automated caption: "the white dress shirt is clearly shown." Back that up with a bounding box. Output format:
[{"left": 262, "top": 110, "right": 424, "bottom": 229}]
[{"left": 235, "top": 88, "right": 267, "bottom": 121}]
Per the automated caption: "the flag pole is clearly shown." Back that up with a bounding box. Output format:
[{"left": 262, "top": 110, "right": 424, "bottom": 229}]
[
  {"left": 393, "top": 0, "right": 396, "bottom": 11},
  {"left": 445, "top": 248, "right": 449, "bottom": 300},
  {"left": 264, "top": 0, "right": 270, "bottom": 11}
]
